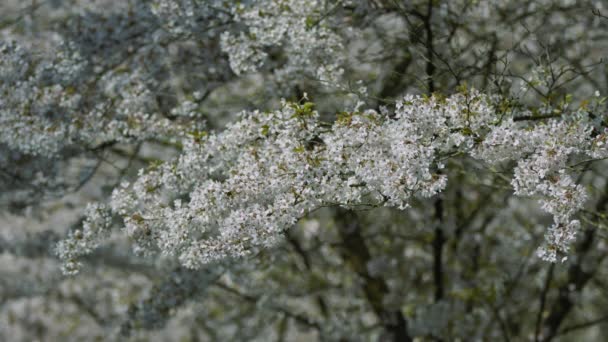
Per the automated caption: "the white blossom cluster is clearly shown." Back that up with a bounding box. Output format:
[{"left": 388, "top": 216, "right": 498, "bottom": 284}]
[
  {"left": 473, "top": 112, "right": 599, "bottom": 261},
  {"left": 220, "top": 0, "right": 345, "bottom": 85},
  {"left": 55, "top": 203, "right": 112, "bottom": 275},
  {"left": 149, "top": 0, "right": 231, "bottom": 37},
  {"left": 0, "top": 40, "right": 83, "bottom": 156},
  {"left": 56, "top": 89, "right": 605, "bottom": 272},
  {"left": 0, "top": 39, "right": 192, "bottom": 157},
  {"left": 511, "top": 122, "right": 590, "bottom": 261}
]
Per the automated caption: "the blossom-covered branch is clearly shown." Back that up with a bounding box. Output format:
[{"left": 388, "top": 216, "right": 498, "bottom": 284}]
[{"left": 57, "top": 89, "right": 607, "bottom": 274}]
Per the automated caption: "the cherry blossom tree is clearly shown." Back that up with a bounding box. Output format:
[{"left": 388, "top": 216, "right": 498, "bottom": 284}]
[{"left": 2, "top": 0, "right": 608, "bottom": 340}]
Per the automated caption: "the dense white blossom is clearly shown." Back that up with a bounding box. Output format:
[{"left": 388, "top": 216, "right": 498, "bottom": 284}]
[
  {"left": 55, "top": 203, "right": 112, "bottom": 275},
  {"left": 477, "top": 116, "right": 596, "bottom": 260},
  {"left": 220, "top": 0, "right": 345, "bottom": 86},
  {"left": 56, "top": 89, "right": 605, "bottom": 270}
]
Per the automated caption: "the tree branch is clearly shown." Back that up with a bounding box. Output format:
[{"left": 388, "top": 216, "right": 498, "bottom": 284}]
[{"left": 335, "top": 208, "right": 411, "bottom": 342}]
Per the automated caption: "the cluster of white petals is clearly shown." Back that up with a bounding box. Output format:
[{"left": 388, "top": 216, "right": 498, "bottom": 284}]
[
  {"left": 220, "top": 0, "right": 345, "bottom": 85},
  {"left": 0, "top": 40, "right": 191, "bottom": 157},
  {"left": 55, "top": 203, "right": 112, "bottom": 275},
  {"left": 56, "top": 89, "right": 606, "bottom": 272},
  {"left": 474, "top": 113, "right": 597, "bottom": 261}
]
